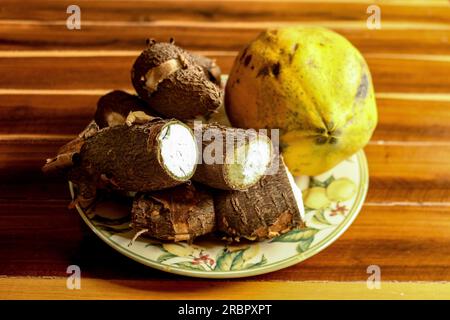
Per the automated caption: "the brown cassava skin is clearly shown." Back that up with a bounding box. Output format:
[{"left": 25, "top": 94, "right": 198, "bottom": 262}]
[
  {"left": 42, "top": 120, "right": 99, "bottom": 175},
  {"left": 189, "top": 53, "right": 222, "bottom": 86},
  {"left": 74, "top": 120, "right": 195, "bottom": 193},
  {"left": 192, "top": 123, "right": 272, "bottom": 191},
  {"left": 131, "top": 184, "right": 215, "bottom": 241},
  {"left": 214, "top": 158, "right": 303, "bottom": 241},
  {"left": 94, "top": 90, "right": 153, "bottom": 128},
  {"left": 131, "top": 41, "right": 223, "bottom": 120}
]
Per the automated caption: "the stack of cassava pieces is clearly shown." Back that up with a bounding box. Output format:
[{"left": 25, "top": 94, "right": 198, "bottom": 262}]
[{"left": 42, "top": 39, "right": 304, "bottom": 243}]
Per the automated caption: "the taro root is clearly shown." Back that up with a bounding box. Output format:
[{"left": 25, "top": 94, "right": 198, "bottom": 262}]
[
  {"left": 131, "top": 39, "right": 223, "bottom": 120},
  {"left": 214, "top": 157, "right": 304, "bottom": 241},
  {"left": 62, "top": 118, "right": 198, "bottom": 206},
  {"left": 94, "top": 90, "right": 152, "bottom": 128},
  {"left": 131, "top": 184, "right": 215, "bottom": 242},
  {"left": 192, "top": 123, "right": 273, "bottom": 191}
]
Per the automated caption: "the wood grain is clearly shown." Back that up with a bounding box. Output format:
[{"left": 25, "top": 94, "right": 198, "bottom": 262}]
[
  {"left": 0, "top": 0, "right": 449, "bottom": 298},
  {"left": 2, "top": 278, "right": 450, "bottom": 300},
  {"left": 2, "top": 0, "right": 449, "bottom": 24},
  {"left": 0, "top": 54, "right": 449, "bottom": 93},
  {"left": 0, "top": 23, "right": 449, "bottom": 54}
]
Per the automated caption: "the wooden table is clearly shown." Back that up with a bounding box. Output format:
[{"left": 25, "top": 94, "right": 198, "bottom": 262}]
[{"left": 1, "top": 0, "right": 449, "bottom": 300}]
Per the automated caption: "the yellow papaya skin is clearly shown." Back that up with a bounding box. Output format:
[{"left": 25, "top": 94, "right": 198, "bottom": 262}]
[{"left": 225, "top": 27, "right": 378, "bottom": 176}]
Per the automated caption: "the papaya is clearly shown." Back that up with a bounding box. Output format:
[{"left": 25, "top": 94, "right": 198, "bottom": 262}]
[{"left": 225, "top": 27, "right": 378, "bottom": 175}]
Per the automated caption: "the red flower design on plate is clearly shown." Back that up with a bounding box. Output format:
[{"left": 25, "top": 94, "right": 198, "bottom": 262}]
[
  {"left": 192, "top": 254, "right": 215, "bottom": 266},
  {"left": 330, "top": 203, "right": 348, "bottom": 216}
]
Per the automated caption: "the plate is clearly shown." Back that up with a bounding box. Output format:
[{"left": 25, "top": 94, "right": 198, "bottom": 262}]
[{"left": 69, "top": 150, "right": 368, "bottom": 278}]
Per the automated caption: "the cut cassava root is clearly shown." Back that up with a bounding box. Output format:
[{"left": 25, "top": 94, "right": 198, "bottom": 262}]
[
  {"left": 131, "top": 184, "right": 215, "bottom": 242},
  {"left": 214, "top": 157, "right": 304, "bottom": 241},
  {"left": 70, "top": 119, "right": 198, "bottom": 197},
  {"left": 192, "top": 123, "right": 273, "bottom": 191},
  {"left": 131, "top": 39, "right": 223, "bottom": 120}
]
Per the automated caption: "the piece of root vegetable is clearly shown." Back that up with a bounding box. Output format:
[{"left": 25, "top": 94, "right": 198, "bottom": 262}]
[
  {"left": 192, "top": 124, "right": 273, "bottom": 191},
  {"left": 42, "top": 120, "right": 99, "bottom": 174},
  {"left": 94, "top": 90, "right": 152, "bottom": 128},
  {"left": 214, "top": 157, "right": 304, "bottom": 241},
  {"left": 131, "top": 184, "right": 215, "bottom": 242},
  {"left": 189, "top": 53, "right": 222, "bottom": 86},
  {"left": 131, "top": 40, "right": 223, "bottom": 119},
  {"left": 73, "top": 119, "right": 198, "bottom": 193}
]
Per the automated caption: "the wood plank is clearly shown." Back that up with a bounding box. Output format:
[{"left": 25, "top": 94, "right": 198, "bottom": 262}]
[
  {"left": 374, "top": 97, "right": 450, "bottom": 142},
  {"left": 0, "top": 23, "right": 448, "bottom": 54},
  {"left": 0, "top": 55, "right": 449, "bottom": 93},
  {"left": 366, "top": 176, "right": 450, "bottom": 205},
  {"left": 1, "top": 0, "right": 449, "bottom": 24},
  {"left": 1, "top": 94, "right": 450, "bottom": 143},
  {"left": 365, "top": 144, "right": 450, "bottom": 181},
  {"left": 0, "top": 95, "right": 97, "bottom": 135},
  {"left": 2, "top": 278, "right": 450, "bottom": 300},
  {"left": 0, "top": 202, "right": 449, "bottom": 282}
]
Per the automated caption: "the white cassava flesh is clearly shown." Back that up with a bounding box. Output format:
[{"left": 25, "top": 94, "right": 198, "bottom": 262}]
[
  {"left": 158, "top": 123, "right": 198, "bottom": 180},
  {"left": 225, "top": 136, "right": 272, "bottom": 189}
]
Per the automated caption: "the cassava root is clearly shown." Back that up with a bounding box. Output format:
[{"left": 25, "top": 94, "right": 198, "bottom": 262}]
[
  {"left": 50, "top": 118, "right": 198, "bottom": 208},
  {"left": 131, "top": 39, "right": 223, "bottom": 119},
  {"left": 131, "top": 183, "right": 215, "bottom": 242},
  {"left": 95, "top": 90, "right": 152, "bottom": 128},
  {"left": 192, "top": 123, "right": 273, "bottom": 191},
  {"left": 214, "top": 156, "right": 304, "bottom": 241}
]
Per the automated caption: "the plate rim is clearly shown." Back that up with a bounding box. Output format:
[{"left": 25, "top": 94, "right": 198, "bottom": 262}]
[{"left": 70, "top": 150, "right": 369, "bottom": 279}]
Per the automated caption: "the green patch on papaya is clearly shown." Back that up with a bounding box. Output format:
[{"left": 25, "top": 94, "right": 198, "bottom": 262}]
[{"left": 356, "top": 73, "right": 368, "bottom": 100}]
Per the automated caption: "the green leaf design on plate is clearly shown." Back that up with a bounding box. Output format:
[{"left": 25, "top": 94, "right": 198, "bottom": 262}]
[
  {"left": 270, "top": 228, "right": 318, "bottom": 243},
  {"left": 304, "top": 207, "right": 314, "bottom": 213},
  {"left": 214, "top": 249, "right": 244, "bottom": 271},
  {"left": 296, "top": 237, "right": 314, "bottom": 253},
  {"left": 309, "top": 175, "right": 335, "bottom": 188},
  {"left": 215, "top": 248, "right": 268, "bottom": 271},
  {"left": 243, "top": 255, "right": 267, "bottom": 269},
  {"left": 173, "top": 261, "right": 207, "bottom": 271},
  {"left": 230, "top": 250, "right": 246, "bottom": 270},
  {"left": 311, "top": 209, "right": 332, "bottom": 225},
  {"left": 157, "top": 252, "right": 177, "bottom": 263}
]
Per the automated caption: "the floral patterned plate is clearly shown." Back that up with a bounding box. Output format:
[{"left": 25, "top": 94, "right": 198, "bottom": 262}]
[{"left": 69, "top": 150, "right": 368, "bottom": 278}]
